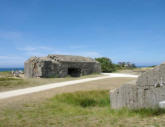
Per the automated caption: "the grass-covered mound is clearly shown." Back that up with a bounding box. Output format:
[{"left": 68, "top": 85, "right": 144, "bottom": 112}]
[{"left": 0, "top": 90, "right": 165, "bottom": 127}]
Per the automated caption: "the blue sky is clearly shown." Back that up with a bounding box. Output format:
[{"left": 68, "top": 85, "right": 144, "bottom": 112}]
[{"left": 0, "top": 0, "right": 165, "bottom": 67}]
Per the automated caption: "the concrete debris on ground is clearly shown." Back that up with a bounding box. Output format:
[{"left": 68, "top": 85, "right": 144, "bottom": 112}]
[{"left": 110, "top": 63, "right": 165, "bottom": 109}]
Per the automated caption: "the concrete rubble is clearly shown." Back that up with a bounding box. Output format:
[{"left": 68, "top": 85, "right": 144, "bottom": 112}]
[{"left": 110, "top": 63, "right": 165, "bottom": 109}]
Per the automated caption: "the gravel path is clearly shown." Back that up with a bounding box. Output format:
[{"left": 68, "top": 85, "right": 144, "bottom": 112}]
[{"left": 0, "top": 73, "right": 138, "bottom": 99}]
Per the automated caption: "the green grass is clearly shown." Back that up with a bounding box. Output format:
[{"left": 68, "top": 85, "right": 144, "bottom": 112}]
[
  {"left": 116, "top": 67, "right": 153, "bottom": 75},
  {"left": 0, "top": 77, "right": 28, "bottom": 88},
  {"left": 0, "top": 71, "right": 13, "bottom": 77},
  {"left": 0, "top": 77, "right": 20, "bottom": 81},
  {"left": 54, "top": 90, "right": 109, "bottom": 108},
  {"left": 0, "top": 90, "right": 165, "bottom": 127}
]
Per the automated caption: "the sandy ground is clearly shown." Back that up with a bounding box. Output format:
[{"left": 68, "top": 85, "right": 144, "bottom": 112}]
[{"left": 0, "top": 77, "right": 136, "bottom": 108}]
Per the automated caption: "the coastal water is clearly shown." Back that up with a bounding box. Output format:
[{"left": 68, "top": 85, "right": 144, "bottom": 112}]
[
  {"left": 0, "top": 66, "right": 150, "bottom": 72},
  {"left": 0, "top": 68, "right": 24, "bottom": 72}
]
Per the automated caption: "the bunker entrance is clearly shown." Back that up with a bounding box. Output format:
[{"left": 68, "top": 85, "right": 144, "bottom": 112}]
[{"left": 68, "top": 68, "right": 81, "bottom": 77}]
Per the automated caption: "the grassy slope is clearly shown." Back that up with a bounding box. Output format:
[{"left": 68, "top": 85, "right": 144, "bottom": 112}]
[
  {"left": 0, "top": 72, "right": 102, "bottom": 91},
  {"left": 0, "top": 90, "right": 165, "bottom": 127}
]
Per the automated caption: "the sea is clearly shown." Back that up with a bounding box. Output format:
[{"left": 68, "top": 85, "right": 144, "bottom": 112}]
[
  {"left": 0, "top": 68, "right": 24, "bottom": 72},
  {"left": 0, "top": 65, "right": 151, "bottom": 72}
]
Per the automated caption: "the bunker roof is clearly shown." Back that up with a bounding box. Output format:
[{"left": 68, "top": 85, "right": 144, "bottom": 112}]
[
  {"left": 25, "top": 55, "right": 98, "bottom": 63},
  {"left": 47, "top": 55, "right": 97, "bottom": 62}
]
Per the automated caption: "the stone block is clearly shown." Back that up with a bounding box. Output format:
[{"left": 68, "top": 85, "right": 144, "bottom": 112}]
[{"left": 110, "top": 63, "right": 165, "bottom": 109}]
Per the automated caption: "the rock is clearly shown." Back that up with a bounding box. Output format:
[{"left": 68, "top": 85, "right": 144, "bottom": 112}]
[
  {"left": 12, "top": 70, "right": 22, "bottom": 77},
  {"left": 110, "top": 63, "right": 165, "bottom": 109},
  {"left": 24, "top": 55, "right": 101, "bottom": 78}
]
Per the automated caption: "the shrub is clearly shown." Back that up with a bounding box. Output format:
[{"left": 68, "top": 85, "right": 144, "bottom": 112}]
[
  {"left": 95, "top": 57, "right": 116, "bottom": 72},
  {"left": 53, "top": 90, "right": 110, "bottom": 108}
]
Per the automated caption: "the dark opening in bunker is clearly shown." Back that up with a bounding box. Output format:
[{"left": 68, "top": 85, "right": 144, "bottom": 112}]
[{"left": 68, "top": 68, "right": 81, "bottom": 77}]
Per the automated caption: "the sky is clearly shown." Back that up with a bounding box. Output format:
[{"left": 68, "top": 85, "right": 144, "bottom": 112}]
[{"left": 0, "top": 0, "right": 165, "bottom": 67}]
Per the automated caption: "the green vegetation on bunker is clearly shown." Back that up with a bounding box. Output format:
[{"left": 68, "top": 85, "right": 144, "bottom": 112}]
[{"left": 0, "top": 90, "right": 165, "bottom": 127}]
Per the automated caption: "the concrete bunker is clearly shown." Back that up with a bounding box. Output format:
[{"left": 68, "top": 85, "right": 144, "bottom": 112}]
[
  {"left": 24, "top": 55, "right": 101, "bottom": 78},
  {"left": 68, "top": 68, "right": 81, "bottom": 77}
]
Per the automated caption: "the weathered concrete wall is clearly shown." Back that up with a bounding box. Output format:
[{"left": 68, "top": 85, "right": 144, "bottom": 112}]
[
  {"left": 24, "top": 57, "right": 54, "bottom": 78},
  {"left": 110, "top": 63, "right": 165, "bottom": 109},
  {"left": 24, "top": 55, "right": 101, "bottom": 78},
  {"left": 110, "top": 81, "right": 138, "bottom": 109}
]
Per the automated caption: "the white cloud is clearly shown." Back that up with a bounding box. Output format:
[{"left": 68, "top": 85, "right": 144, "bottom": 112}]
[
  {"left": 17, "top": 46, "right": 55, "bottom": 57},
  {"left": 17, "top": 46, "right": 53, "bottom": 52},
  {"left": 0, "top": 55, "right": 26, "bottom": 67},
  {"left": 68, "top": 45, "right": 88, "bottom": 49},
  {"left": 17, "top": 47, "right": 36, "bottom": 52},
  {"left": 0, "top": 56, "right": 25, "bottom": 60},
  {"left": 0, "top": 31, "right": 22, "bottom": 40},
  {"left": 0, "top": 45, "right": 102, "bottom": 67},
  {"left": 79, "top": 51, "right": 102, "bottom": 58},
  {"left": 25, "top": 51, "right": 49, "bottom": 57},
  {"left": 17, "top": 46, "right": 102, "bottom": 58}
]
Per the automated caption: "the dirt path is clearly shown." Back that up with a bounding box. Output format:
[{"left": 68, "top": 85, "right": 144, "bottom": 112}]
[{"left": 0, "top": 73, "right": 137, "bottom": 99}]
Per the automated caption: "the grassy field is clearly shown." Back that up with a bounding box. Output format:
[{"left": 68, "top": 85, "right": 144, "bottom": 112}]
[
  {"left": 116, "top": 67, "right": 153, "bottom": 75},
  {"left": 0, "top": 90, "right": 165, "bottom": 127},
  {"left": 0, "top": 71, "right": 102, "bottom": 91},
  {"left": 1, "top": 69, "right": 163, "bottom": 127},
  {"left": 0, "top": 77, "right": 135, "bottom": 108}
]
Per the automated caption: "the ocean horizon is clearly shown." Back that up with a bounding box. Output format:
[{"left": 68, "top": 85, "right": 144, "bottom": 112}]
[
  {"left": 0, "top": 68, "right": 24, "bottom": 72},
  {"left": 0, "top": 65, "right": 152, "bottom": 72}
]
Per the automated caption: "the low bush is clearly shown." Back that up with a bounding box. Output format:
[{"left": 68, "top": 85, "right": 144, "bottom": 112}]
[
  {"left": 53, "top": 90, "right": 110, "bottom": 108},
  {"left": 95, "top": 57, "right": 116, "bottom": 72}
]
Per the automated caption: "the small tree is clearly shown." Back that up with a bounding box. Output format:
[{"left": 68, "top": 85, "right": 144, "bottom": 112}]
[{"left": 95, "top": 57, "right": 116, "bottom": 72}]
